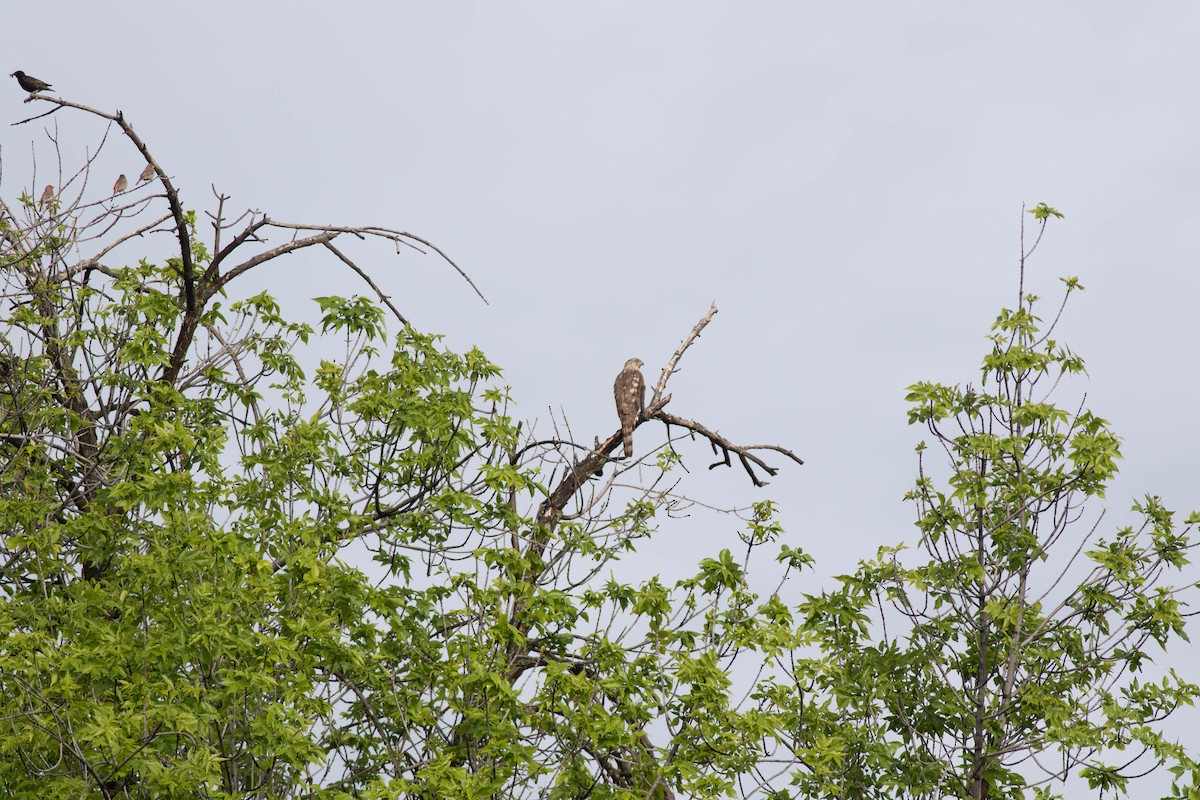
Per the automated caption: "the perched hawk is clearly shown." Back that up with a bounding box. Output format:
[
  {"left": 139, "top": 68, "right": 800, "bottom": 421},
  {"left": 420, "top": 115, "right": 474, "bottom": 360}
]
[{"left": 613, "top": 357, "right": 645, "bottom": 458}]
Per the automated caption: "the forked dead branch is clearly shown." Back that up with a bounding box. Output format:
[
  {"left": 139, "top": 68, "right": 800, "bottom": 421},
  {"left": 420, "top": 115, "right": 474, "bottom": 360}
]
[{"left": 536, "top": 302, "right": 804, "bottom": 544}]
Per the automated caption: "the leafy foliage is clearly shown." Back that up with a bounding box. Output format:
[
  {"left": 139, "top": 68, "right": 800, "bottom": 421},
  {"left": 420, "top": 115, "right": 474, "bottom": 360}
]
[
  {"left": 792, "top": 213, "right": 1200, "bottom": 799},
  {"left": 1, "top": 105, "right": 1196, "bottom": 800},
  {"left": 1, "top": 153, "right": 813, "bottom": 798}
]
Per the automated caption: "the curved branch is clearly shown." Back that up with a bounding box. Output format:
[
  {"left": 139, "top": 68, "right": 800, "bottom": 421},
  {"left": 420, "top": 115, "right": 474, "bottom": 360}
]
[
  {"left": 267, "top": 221, "right": 488, "bottom": 304},
  {"left": 25, "top": 98, "right": 195, "bottom": 312}
]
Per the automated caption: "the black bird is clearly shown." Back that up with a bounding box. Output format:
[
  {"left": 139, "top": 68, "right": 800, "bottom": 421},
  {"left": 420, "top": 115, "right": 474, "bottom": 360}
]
[{"left": 11, "top": 71, "right": 52, "bottom": 94}]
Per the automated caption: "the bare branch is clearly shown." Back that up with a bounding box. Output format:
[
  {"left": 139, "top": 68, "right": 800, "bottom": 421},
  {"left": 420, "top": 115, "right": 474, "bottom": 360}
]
[
  {"left": 10, "top": 104, "right": 61, "bottom": 125},
  {"left": 651, "top": 301, "right": 717, "bottom": 405},
  {"left": 267, "top": 221, "right": 489, "bottom": 304}
]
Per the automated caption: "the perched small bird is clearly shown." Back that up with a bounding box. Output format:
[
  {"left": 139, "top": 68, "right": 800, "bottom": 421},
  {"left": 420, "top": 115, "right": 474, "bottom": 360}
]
[
  {"left": 11, "top": 71, "right": 52, "bottom": 94},
  {"left": 113, "top": 174, "right": 128, "bottom": 194},
  {"left": 137, "top": 163, "right": 156, "bottom": 183},
  {"left": 39, "top": 184, "right": 55, "bottom": 206}
]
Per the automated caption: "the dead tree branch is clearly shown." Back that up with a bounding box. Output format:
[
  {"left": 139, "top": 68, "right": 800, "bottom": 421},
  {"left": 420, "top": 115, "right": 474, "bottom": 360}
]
[
  {"left": 654, "top": 411, "right": 804, "bottom": 487},
  {"left": 12, "top": 92, "right": 484, "bottom": 388},
  {"left": 535, "top": 303, "right": 802, "bottom": 540},
  {"left": 651, "top": 300, "right": 717, "bottom": 405}
]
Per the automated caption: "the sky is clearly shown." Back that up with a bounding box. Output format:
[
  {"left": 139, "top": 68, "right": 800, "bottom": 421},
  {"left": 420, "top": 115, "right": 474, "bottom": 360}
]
[{"left": 5, "top": 2, "right": 1199, "bottom": 792}]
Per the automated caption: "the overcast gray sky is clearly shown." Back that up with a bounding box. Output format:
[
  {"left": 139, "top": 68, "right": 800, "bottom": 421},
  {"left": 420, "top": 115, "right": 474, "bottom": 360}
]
[{"left": 6, "top": 2, "right": 1199, "bottom": 790}]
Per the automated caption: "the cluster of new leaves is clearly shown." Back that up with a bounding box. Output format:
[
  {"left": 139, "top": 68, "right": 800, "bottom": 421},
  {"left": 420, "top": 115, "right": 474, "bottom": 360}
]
[{"left": 790, "top": 214, "right": 1199, "bottom": 800}]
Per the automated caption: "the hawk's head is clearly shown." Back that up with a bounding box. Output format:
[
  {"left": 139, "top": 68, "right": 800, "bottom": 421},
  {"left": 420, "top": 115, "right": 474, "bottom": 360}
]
[{"left": 623, "top": 358, "right": 644, "bottom": 371}]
